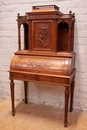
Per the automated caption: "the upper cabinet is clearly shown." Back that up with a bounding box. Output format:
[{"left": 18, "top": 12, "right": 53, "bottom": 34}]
[{"left": 16, "top": 5, "right": 75, "bottom": 54}]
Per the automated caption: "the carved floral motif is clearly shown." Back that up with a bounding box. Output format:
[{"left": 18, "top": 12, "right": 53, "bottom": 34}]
[
  {"left": 36, "top": 27, "right": 49, "bottom": 47},
  {"left": 23, "top": 60, "right": 53, "bottom": 68},
  {"left": 15, "top": 56, "right": 64, "bottom": 71}
]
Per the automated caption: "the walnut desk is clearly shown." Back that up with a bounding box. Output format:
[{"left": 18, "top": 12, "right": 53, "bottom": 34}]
[{"left": 9, "top": 5, "right": 76, "bottom": 127}]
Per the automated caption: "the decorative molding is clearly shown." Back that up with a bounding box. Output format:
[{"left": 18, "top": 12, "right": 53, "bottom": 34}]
[{"left": 28, "top": 15, "right": 57, "bottom": 19}]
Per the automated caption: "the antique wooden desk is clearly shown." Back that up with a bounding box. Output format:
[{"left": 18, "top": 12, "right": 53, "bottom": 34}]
[{"left": 9, "top": 5, "right": 76, "bottom": 127}]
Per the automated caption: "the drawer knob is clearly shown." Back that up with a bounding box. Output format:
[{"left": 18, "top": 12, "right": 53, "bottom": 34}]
[{"left": 36, "top": 71, "right": 38, "bottom": 74}]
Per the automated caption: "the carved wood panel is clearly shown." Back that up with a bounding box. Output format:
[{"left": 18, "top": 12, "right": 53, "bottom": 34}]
[
  {"left": 32, "top": 20, "right": 53, "bottom": 51},
  {"left": 10, "top": 55, "right": 74, "bottom": 76}
]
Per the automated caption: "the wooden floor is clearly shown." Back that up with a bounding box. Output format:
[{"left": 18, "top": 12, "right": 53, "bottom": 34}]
[{"left": 0, "top": 98, "right": 87, "bottom": 130}]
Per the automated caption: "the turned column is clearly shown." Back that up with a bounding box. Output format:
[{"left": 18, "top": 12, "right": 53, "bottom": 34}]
[
  {"left": 24, "top": 81, "right": 28, "bottom": 104},
  {"left": 69, "top": 79, "right": 75, "bottom": 112},
  {"left": 64, "top": 86, "right": 69, "bottom": 127},
  {"left": 10, "top": 79, "right": 15, "bottom": 116},
  {"left": 68, "top": 26, "right": 71, "bottom": 52},
  {"left": 17, "top": 13, "right": 21, "bottom": 51}
]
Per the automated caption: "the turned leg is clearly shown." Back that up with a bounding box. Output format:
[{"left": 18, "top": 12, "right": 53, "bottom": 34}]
[
  {"left": 64, "top": 87, "right": 69, "bottom": 127},
  {"left": 24, "top": 81, "right": 28, "bottom": 104},
  {"left": 69, "top": 79, "right": 75, "bottom": 112},
  {"left": 10, "top": 79, "right": 15, "bottom": 116}
]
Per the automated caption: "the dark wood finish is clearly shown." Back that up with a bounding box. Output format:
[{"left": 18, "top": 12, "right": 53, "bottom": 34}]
[
  {"left": 9, "top": 5, "right": 76, "bottom": 127},
  {"left": 24, "top": 81, "right": 28, "bottom": 104},
  {"left": 10, "top": 79, "right": 15, "bottom": 116},
  {"left": 64, "top": 87, "right": 69, "bottom": 127},
  {"left": 69, "top": 79, "right": 75, "bottom": 112}
]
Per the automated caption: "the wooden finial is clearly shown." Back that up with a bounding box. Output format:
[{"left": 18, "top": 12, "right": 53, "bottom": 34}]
[
  {"left": 17, "top": 13, "right": 20, "bottom": 18},
  {"left": 73, "top": 13, "right": 75, "bottom": 18},
  {"left": 69, "top": 10, "right": 72, "bottom": 15},
  {"left": 25, "top": 14, "right": 27, "bottom": 19}
]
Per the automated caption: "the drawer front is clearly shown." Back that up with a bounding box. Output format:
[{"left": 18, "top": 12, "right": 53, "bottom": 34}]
[
  {"left": 10, "top": 72, "right": 36, "bottom": 81},
  {"left": 37, "top": 75, "right": 69, "bottom": 85},
  {"left": 10, "top": 72, "right": 70, "bottom": 85}
]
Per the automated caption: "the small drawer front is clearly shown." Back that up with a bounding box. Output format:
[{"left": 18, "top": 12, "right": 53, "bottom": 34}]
[
  {"left": 37, "top": 75, "right": 69, "bottom": 85},
  {"left": 10, "top": 72, "right": 36, "bottom": 81},
  {"left": 53, "top": 77, "right": 69, "bottom": 85},
  {"left": 10, "top": 72, "right": 23, "bottom": 79}
]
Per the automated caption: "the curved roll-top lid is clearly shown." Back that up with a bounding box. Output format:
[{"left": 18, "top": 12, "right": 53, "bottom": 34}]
[{"left": 10, "top": 55, "right": 75, "bottom": 76}]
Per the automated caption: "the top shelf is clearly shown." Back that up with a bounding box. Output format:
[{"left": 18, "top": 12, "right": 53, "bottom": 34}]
[{"left": 32, "top": 5, "right": 59, "bottom": 12}]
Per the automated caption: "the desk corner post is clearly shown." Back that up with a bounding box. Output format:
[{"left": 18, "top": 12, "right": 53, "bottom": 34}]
[
  {"left": 24, "top": 81, "right": 28, "bottom": 104},
  {"left": 10, "top": 79, "right": 15, "bottom": 116},
  {"left": 64, "top": 86, "right": 69, "bottom": 127},
  {"left": 69, "top": 78, "right": 75, "bottom": 112}
]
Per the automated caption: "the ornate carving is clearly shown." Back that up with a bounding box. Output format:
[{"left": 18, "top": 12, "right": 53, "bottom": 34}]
[
  {"left": 28, "top": 15, "right": 57, "bottom": 19},
  {"left": 14, "top": 56, "right": 64, "bottom": 71},
  {"left": 23, "top": 60, "right": 53, "bottom": 68},
  {"left": 36, "top": 27, "right": 49, "bottom": 47}
]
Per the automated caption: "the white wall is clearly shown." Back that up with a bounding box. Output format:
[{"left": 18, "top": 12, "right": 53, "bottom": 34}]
[{"left": 0, "top": 0, "right": 87, "bottom": 111}]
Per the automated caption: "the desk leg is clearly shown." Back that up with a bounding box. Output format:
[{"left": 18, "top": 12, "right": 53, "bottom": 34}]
[
  {"left": 10, "top": 79, "right": 15, "bottom": 116},
  {"left": 69, "top": 79, "right": 75, "bottom": 112},
  {"left": 64, "top": 87, "right": 69, "bottom": 127},
  {"left": 24, "top": 81, "right": 28, "bottom": 104}
]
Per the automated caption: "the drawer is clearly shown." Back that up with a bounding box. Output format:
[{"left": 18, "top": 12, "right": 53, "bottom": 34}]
[
  {"left": 10, "top": 72, "right": 36, "bottom": 81},
  {"left": 37, "top": 75, "right": 69, "bottom": 85},
  {"left": 10, "top": 71, "right": 70, "bottom": 85}
]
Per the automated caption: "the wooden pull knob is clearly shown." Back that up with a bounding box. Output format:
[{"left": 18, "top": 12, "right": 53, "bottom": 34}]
[{"left": 36, "top": 71, "right": 38, "bottom": 74}]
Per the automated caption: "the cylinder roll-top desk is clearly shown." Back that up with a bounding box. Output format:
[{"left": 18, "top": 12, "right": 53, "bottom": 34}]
[{"left": 9, "top": 5, "right": 76, "bottom": 127}]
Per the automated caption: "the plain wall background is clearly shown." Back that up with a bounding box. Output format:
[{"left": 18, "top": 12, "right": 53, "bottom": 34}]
[{"left": 0, "top": 0, "right": 87, "bottom": 111}]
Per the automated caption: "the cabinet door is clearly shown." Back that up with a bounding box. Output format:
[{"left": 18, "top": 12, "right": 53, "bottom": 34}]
[{"left": 31, "top": 20, "right": 56, "bottom": 53}]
